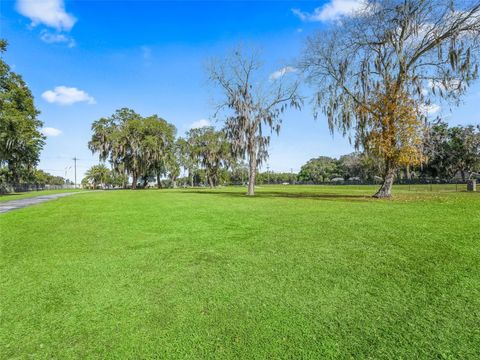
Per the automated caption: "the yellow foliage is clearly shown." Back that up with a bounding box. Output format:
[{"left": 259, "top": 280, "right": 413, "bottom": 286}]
[{"left": 358, "top": 90, "right": 425, "bottom": 169}]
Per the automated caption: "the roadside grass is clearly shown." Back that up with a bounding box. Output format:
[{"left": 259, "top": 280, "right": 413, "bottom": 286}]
[
  {"left": 1, "top": 185, "right": 479, "bottom": 359},
  {"left": 0, "top": 188, "right": 83, "bottom": 203}
]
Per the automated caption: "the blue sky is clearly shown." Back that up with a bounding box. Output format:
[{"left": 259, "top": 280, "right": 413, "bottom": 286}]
[{"left": 1, "top": 0, "right": 479, "bottom": 182}]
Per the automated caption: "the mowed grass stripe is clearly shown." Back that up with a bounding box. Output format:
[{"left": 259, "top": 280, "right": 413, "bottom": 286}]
[{"left": 1, "top": 186, "right": 479, "bottom": 359}]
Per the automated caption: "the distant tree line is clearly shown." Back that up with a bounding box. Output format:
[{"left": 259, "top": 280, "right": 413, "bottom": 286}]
[
  {"left": 86, "top": 109, "right": 233, "bottom": 189},
  {"left": 31, "top": 170, "right": 70, "bottom": 186},
  {"left": 85, "top": 119, "right": 480, "bottom": 188},
  {"left": 296, "top": 122, "right": 480, "bottom": 184}
]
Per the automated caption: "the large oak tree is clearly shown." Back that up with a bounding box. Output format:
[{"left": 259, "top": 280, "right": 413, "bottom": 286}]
[
  {"left": 301, "top": 0, "right": 480, "bottom": 197},
  {"left": 89, "top": 108, "right": 176, "bottom": 189},
  {"left": 0, "top": 40, "right": 45, "bottom": 191},
  {"left": 207, "top": 48, "right": 301, "bottom": 195}
]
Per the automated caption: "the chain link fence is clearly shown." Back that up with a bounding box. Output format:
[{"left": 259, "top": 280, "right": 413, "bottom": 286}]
[
  {"left": 270, "top": 179, "right": 473, "bottom": 192},
  {"left": 0, "top": 184, "right": 76, "bottom": 194}
]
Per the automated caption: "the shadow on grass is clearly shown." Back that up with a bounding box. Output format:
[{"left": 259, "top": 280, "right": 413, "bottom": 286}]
[{"left": 186, "top": 189, "right": 372, "bottom": 202}]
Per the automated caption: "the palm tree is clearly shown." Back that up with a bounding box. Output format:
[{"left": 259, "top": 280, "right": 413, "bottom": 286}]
[{"left": 84, "top": 164, "right": 110, "bottom": 189}]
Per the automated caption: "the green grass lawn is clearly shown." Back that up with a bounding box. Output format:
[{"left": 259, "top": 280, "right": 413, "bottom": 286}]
[
  {"left": 0, "top": 188, "right": 83, "bottom": 203},
  {"left": 1, "top": 185, "right": 479, "bottom": 359}
]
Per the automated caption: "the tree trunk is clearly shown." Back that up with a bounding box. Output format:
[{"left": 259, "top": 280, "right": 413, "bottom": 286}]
[
  {"left": 373, "top": 168, "right": 395, "bottom": 198},
  {"left": 172, "top": 179, "right": 177, "bottom": 189},
  {"left": 156, "top": 173, "right": 162, "bottom": 189},
  {"left": 189, "top": 170, "right": 194, "bottom": 187},
  {"left": 247, "top": 152, "right": 257, "bottom": 196},
  {"left": 131, "top": 172, "right": 137, "bottom": 190},
  {"left": 123, "top": 168, "right": 128, "bottom": 189},
  {"left": 208, "top": 175, "right": 214, "bottom": 189}
]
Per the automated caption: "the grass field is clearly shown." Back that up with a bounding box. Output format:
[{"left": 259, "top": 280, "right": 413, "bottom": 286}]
[{"left": 1, "top": 185, "right": 479, "bottom": 359}]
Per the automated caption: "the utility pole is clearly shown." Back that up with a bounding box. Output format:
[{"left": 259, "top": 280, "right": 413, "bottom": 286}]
[{"left": 73, "top": 157, "right": 78, "bottom": 189}]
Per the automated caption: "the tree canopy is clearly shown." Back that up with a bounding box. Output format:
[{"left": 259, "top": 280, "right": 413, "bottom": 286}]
[
  {"left": 89, "top": 108, "right": 176, "bottom": 189},
  {"left": 184, "top": 126, "right": 231, "bottom": 188},
  {"left": 0, "top": 39, "right": 45, "bottom": 191},
  {"left": 207, "top": 47, "right": 302, "bottom": 195},
  {"left": 425, "top": 122, "right": 480, "bottom": 180},
  {"left": 301, "top": 0, "right": 480, "bottom": 197}
]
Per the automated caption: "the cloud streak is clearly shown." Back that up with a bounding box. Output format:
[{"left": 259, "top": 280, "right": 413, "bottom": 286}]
[
  {"left": 41, "top": 127, "right": 62, "bottom": 137},
  {"left": 189, "top": 119, "right": 211, "bottom": 129},
  {"left": 40, "top": 31, "right": 75, "bottom": 47},
  {"left": 420, "top": 103, "right": 441, "bottom": 116},
  {"left": 42, "top": 86, "right": 96, "bottom": 105},
  {"left": 269, "top": 66, "right": 296, "bottom": 81},
  {"left": 292, "top": 0, "right": 368, "bottom": 22}
]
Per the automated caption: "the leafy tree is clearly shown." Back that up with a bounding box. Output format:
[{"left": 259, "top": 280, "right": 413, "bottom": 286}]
[
  {"left": 338, "top": 152, "right": 385, "bottom": 181},
  {"left": 84, "top": 164, "right": 111, "bottom": 189},
  {"left": 337, "top": 153, "right": 363, "bottom": 180},
  {"left": 207, "top": 47, "right": 301, "bottom": 195},
  {"left": 0, "top": 39, "right": 45, "bottom": 188},
  {"left": 425, "top": 122, "right": 480, "bottom": 179},
  {"left": 177, "top": 137, "right": 198, "bottom": 187},
  {"left": 32, "top": 170, "right": 66, "bottom": 186},
  {"left": 298, "top": 156, "right": 338, "bottom": 183},
  {"left": 89, "top": 108, "right": 140, "bottom": 187},
  {"left": 89, "top": 108, "right": 176, "bottom": 189},
  {"left": 228, "top": 159, "right": 249, "bottom": 185},
  {"left": 164, "top": 139, "right": 182, "bottom": 188},
  {"left": 142, "top": 115, "right": 177, "bottom": 188},
  {"left": 186, "top": 127, "right": 231, "bottom": 188},
  {"left": 256, "top": 171, "right": 297, "bottom": 185},
  {"left": 108, "top": 170, "right": 128, "bottom": 188},
  {"left": 301, "top": 0, "right": 480, "bottom": 197}
]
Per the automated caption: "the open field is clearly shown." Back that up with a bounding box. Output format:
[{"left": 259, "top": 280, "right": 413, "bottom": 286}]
[{"left": 1, "top": 185, "right": 479, "bottom": 359}]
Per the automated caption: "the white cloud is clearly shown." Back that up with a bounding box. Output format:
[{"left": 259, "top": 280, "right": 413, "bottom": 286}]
[
  {"left": 292, "top": 8, "right": 310, "bottom": 21},
  {"left": 190, "top": 119, "right": 211, "bottom": 129},
  {"left": 269, "top": 66, "right": 296, "bottom": 81},
  {"left": 292, "top": 0, "right": 368, "bottom": 22},
  {"left": 16, "top": 0, "right": 76, "bottom": 31},
  {"left": 40, "top": 31, "right": 75, "bottom": 47},
  {"left": 421, "top": 103, "right": 441, "bottom": 115},
  {"left": 41, "top": 127, "right": 62, "bottom": 137},
  {"left": 42, "top": 86, "right": 96, "bottom": 105}
]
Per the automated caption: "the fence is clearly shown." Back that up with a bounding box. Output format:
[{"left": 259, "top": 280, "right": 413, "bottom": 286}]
[
  {"left": 0, "top": 184, "right": 76, "bottom": 194},
  {"left": 256, "top": 179, "right": 472, "bottom": 192},
  {"left": 1, "top": 180, "right": 474, "bottom": 194}
]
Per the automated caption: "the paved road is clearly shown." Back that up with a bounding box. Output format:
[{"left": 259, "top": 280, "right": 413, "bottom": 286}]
[{"left": 0, "top": 192, "right": 78, "bottom": 214}]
